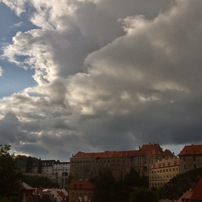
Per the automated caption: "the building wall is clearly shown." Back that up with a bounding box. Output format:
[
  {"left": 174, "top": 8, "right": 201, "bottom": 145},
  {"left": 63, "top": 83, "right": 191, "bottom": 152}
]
[
  {"left": 149, "top": 158, "right": 180, "bottom": 189},
  {"left": 70, "top": 156, "right": 132, "bottom": 181},
  {"left": 179, "top": 155, "right": 202, "bottom": 173},
  {"left": 132, "top": 155, "right": 167, "bottom": 176},
  {"left": 70, "top": 144, "right": 175, "bottom": 180},
  {"left": 178, "top": 145, "right": 202, "bottom": 174},
  {"left": 69, "top": 190, "right": 94, "bottom": 202},
  {"left": 53, "top": 162, "right": 70, "bottom": 189},
  {"left": 69, "top": 179, "right": 95, "bottom": 202}
]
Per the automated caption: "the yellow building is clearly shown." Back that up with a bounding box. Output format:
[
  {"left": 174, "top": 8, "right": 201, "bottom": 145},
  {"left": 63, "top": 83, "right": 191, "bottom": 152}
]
[{"left": 149, "top": 157, "right": 179, "bottom": 189}]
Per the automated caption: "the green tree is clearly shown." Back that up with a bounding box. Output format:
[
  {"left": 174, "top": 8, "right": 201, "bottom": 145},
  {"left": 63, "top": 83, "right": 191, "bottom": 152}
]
[
  {"left": 0, "top": 145, "right": 21, "bottom": 201},
  {"left": 22, "top": 175, "right": 59, "bottom": 188},
  {"left": 129, "top": 188, "right": 157, "bottom": 202},
  {"left": 93, "top": 169, "right": 119, "bottom": 202}
]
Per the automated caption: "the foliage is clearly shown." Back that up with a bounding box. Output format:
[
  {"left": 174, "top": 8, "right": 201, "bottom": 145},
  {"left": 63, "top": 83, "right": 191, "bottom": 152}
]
[
  {"left": 0, "top": 145, "right": 21, "bottom": 201},
  {"left": 66, "top": 174, "right": 73, "bottom": 191},
  {"left": 93, "top": 168, "right": 149, "bottom": 202},
  {"left": 22, "top": 175, "right": 59, "bottom": 188},
  {"left": 159, "top": 167, "right": 202, "bottom": 200},
  {"left": 15, "top": 155, "right": 42, "bottom": 174},
  {"left": 129, "top": 188, "right": 157, "bottom": 202}
]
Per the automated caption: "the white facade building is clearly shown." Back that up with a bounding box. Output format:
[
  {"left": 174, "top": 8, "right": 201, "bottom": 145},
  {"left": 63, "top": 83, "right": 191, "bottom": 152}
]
[{"left": 53, "top": 162, "right": 70, "bottom": 189}]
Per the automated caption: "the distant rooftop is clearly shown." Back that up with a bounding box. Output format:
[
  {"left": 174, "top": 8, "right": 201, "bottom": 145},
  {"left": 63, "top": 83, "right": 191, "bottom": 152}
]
[
  {"left": 70, "top": 179, "right": 95, "bottom": 190},
  {"left": 150, "top": 157, "right": 179, "bottom": 169},
  {"left": 71, "top": 144, "right": 174, "bottom": 159},
  {"left": 178, "top": 145, "right": 202, "bottom": 156}
]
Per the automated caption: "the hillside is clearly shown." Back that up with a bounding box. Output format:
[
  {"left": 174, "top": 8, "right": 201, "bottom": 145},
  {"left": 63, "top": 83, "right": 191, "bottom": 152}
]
[{"left": 159, "top": 167, "right": 202, "bottom": 200}]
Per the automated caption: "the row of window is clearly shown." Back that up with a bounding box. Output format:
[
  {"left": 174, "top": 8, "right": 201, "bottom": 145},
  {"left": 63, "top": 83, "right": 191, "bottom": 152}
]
[
  {"left": 71, "top": 158, "right": 129, "bottom": 164},
  {"left": 150, "top": 174, "right": 176, "bottom": 180},
  {"left": 150, "top": 182, "right": 165, "bottom": 187},
  {"left": 150, "top": 167, "right": 179, "bottom": 174}
]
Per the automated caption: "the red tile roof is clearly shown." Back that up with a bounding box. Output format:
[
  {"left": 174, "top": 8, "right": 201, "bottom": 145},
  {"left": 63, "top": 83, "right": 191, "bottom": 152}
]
[
  {"left": 150, "top": 157, "right": 179, "bottom": 169},
  {"left": 191, "top": 176, "right": 202, "bottom": 200},
  {"left": 71, "top": 144, "right": 173, "bottom": 159},
  {"left": 163, "top": 149, "right": 174, "bottom": 156},
  {"left": 177, "top": 190, "right": 193, "bottom": 202},
  {"left": 139, "top": 144, "right": 164, "bottom": 155},
  {"left": 70, "top": 179, "right": 95, "bottom": 190},
  {"left": 72, "top": 150, "right": 139, "bottom": 158},
  {"left": 178, "top": 145, "right": 202, "bottom": 156}
]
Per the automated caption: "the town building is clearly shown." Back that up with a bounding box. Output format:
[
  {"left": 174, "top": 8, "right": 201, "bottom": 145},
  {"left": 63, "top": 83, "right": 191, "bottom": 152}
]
[
  {"left": 42, "top": 160, "right": 56, "bottom": 174},
  {"left": 33, "top": 188, "right": 68, "bottom": 202},
  {"left": 70, "top": 144, "right": 174, "bottom": 180},
  {"left": 178, "top": 144, "right": 202, "bottom": 173},
  {"left": 149, "top": 157, "right": 180, "bottom": 189},
  {"left": 133, "top": 144, "right": 174, "bottom": 176},
  {"left": 53, "top": 161, "right": 70, "bottom": 189},
  {"left": 20, "top": 182, "right": 35, "bottom": 202},
  {"left": 16, "top": 156, "right": 70, "bottom": 188},
  {"left": 69, "top": 179, "right": 95, "bottom": 202}
]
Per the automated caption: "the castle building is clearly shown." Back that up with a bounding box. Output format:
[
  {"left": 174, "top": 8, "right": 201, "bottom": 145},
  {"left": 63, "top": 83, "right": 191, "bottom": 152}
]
[
  {"left": 178, "top": 144, "right": 202, "bottom": 173},
  {"left": 149, "top": 157, "right": 180, "bottom": 189},
  {"left": 70, "top": 144, "right": 174, "bottom": 180}
]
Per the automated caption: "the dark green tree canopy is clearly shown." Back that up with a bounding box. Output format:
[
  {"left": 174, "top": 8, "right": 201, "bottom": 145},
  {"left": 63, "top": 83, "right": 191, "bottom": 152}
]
[{"left": 0, "top": 145, "right": 21, "bottom": 199}]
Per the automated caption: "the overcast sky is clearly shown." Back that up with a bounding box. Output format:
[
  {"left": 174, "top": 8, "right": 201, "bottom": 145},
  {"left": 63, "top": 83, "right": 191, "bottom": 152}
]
[{"left": 0, "top": 0, "right": 202, "bottom": 161}]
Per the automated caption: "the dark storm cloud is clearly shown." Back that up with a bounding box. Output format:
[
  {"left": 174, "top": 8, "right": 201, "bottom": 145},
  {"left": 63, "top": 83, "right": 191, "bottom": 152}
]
[
  {"left": 0, "top": 112, "right": 27, "bottom": 144},
  {"left": 1, "top": 0, "right": 202, "bottom": 160}
]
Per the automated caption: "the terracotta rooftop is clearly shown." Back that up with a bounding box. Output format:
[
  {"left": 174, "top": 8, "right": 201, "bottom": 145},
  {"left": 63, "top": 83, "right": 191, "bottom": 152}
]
[
  {"left": 191, "top": 176, "right": 202, "bottom": 200},
  {"left": 150, "top": 157, "right": 179, "bottom": 169},
  {"left": 72, "top": 150, "right": 139, "bottom": 158},
  {"left": 70, "top": 179, "right": 95, "bottom": 190},
  {"left": 72, "top": 144, "right": 174, "bottom": 159},
  {"left": 177, "top": 176, "right": 202, "bottom": 201},
  {"left": 139, "top": 144, "right": 163, "bottom": 155},
  {"left": 177, "top": 190, "right": 193, "bottom": 202},
  {"left": 178, "top": 145, "right": 202, "bottom": 156},
  {"left": 163, "top": 149, "right": 174, "bottom": 156}
]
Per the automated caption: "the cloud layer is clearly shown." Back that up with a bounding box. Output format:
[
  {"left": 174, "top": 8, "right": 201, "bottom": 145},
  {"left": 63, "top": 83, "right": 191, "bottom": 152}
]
[{"left": 0, "top": 0, "right": 202, "bottom": 160}]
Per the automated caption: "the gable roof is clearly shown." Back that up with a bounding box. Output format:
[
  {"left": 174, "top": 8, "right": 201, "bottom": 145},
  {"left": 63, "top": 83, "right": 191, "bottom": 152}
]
[
  {"left": 177, "top": 190, "right": 193, "bottom": 202},
  {"left": 139, "top": 144, "right": 164, "bottom": 155},
  {"left": 70, "top": 179, "right": 95, "bottom": 190},
  {"left": 150, "top": 157, "right": 179, "bottom": 169},
  {"left": 20, "top": 182, "right": 34, "bottom": 191},
  {"left": 178, "top": 145, "right": 202, "bottom": 156}
]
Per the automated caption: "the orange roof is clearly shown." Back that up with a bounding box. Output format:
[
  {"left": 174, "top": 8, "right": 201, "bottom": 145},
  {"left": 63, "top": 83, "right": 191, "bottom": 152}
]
[
  {"left": 70, "top": 179, "right": 95, "bottom": 190},
  {"left": 72, "top": 150, "right": 139, "bottom": 159},
  {"left": 178, "top": 145, "right": 202, "bottom": 156},
  {"left": 71, "top": 144, "right": 173, "bottom": 159},
  {"left": 57, "top": 190, "right": 68, "bottom": 198},
  {"left": 177, "top": 190, "right": 193, "bottom": 201},
  {"left": 139, "top": 144, "right": 163, "bottom": 155},
  {"left": 191, "top": 176, "right": 202, "bottom": 200},
  {"left": 150, "top": 157, "right": 179, "bottom": 169},
  {"left": 163, "top": 149, "right": 174, "bottom": 156}
]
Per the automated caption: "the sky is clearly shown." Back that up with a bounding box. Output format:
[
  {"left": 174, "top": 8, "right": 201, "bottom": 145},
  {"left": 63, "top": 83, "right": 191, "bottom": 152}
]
[{"left": 0, "top": 0, "right": 202, "bottom": 161}]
